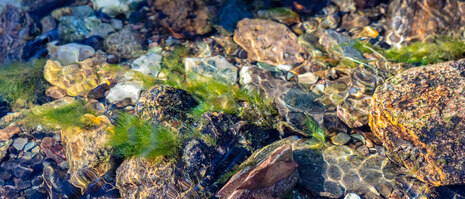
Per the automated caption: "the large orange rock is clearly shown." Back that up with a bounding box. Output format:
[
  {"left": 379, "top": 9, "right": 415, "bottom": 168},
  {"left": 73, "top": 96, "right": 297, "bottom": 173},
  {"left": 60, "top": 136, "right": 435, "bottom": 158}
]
[{"left": 369, "top": 59, "right": 465, "bottom": 186}]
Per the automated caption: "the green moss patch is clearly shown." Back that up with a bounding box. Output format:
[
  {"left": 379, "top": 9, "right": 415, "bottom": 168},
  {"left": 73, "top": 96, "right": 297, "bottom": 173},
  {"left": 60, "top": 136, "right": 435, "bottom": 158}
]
[
  {"left": 23, "top": 100, "right": 93, "bottom": 129},
  {"left": 0, "top": 59, "right": 48, "bottom": 109},
  {"left": 109, "top": 112, "right": 181, "bottom": 159}
]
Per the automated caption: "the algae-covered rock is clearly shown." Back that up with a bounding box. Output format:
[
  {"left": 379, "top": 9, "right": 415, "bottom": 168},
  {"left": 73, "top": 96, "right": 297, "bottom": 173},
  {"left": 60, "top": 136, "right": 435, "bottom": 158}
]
[
  {"left": 234, "top": 18, "right": 306, "bottom": 67},
  {"left": 369, "top": 59, "right": 465, "bottom": 186},
  {"left": 135, "top": 85, "right": 198, "bottom": 126},
  {"left": 61, "top": 114, "right": 114, "bottom": 192}
]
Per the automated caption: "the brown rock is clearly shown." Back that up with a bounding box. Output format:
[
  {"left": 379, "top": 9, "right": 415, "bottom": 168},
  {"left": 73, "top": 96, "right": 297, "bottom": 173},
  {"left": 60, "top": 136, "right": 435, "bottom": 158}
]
[
  {"left": 378, "top": 183, "right": 393, "bottom": 198},
  {"left": 234, "top": 18, "right": 306, "bottom": 67},
  {"left": 369, "top": 59, "right": 465, "bottom": 186},
  {"left": 0, "top": 126, "right": 21, "bottom": 141},
  {"left": 217, "top": 144, "right": 299, "bottom": 199},
  {"left": 46, "top": 86, "right": 68, "bottom": 99},
  {"left": 40, "top": 137, "right": 66, "bottom": 164},
  {"left": 149, "top": 0, "right": 211, "bottom": 37},
  {"left": 61, "top": 115, "right": 113, "bottom": 191}
]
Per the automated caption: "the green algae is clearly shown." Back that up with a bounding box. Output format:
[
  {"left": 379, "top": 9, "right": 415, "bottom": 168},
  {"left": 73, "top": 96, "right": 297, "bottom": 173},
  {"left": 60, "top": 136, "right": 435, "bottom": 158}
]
[
  {"left": 0, "top": 59, "right": 48, "bottom": 109},
  {"left": 109, "top": 112, "right": 181, "bottom": 159},
  {"left": 102, "top": 64, "right": 160, "bottom": 89},
  {"left": 355, "top": 37, "right": 465, "bottom": 65},
  {"left": 305, "top": 116, "right": 326, "bottom": 145},
  {"left": 384, "top": 37, "right": 465, "bottom": 65},
  {"left": 23, "top": 100, "right": 93, "bottom": 129}
]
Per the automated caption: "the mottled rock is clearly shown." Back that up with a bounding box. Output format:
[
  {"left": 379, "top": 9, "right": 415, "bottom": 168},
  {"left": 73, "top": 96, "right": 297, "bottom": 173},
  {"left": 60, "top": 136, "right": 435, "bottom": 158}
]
[
  {"left": 136, "top": 85, "right": 198, "bottom": 125},
  {"left": 40, "top": 137, "right": 66, "bottom": 164},
  {"left": 185, "top": 55, "right": 238, "bottom": 84},
  {"left": 234, "top": 19, "right": 306, "bottom": 67},
  {"left": 104, "top": 26, "right": 145, "bottom": 59},
  {"left": 384, "top": 0, "right": 465, "bottom": 47},
  {"left": 61, "top": 115, "right": 113, "bottom": 191},
  {"left": 46, "top": 86, "right": 68, "bottom": 99},
  {"left": 369, "top": 59, "right": 465, "bottom": 186},
  {"left": 149, "top": 0, "right": 212, "bottom": 37},
  {"left": 0, "top": 5, "right": 38, "bottom": 63},
  {"left": 44, "top": 54, "right": 115, "bottom": 97}
]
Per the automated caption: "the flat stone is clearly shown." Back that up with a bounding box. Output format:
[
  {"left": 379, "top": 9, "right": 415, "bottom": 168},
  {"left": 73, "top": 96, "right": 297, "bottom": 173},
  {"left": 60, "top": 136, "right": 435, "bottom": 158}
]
[
  {"left": 185, "top": 55, "right": 238, "bottom": 84},
  {"left": 13, "top": 138, "right": 28, "bottom": 151},
  {"left": 0, "top": 126, "right": 21, "bottom": 141},
  {"left": 331, "top": 133, "right": 352, "bottom": 145},
  {"left": 345, "top": 193, "right": 361, "bottom": 199},
  {"left": 11, "top": 166, "right": 32, "bottom": 179},
  {"left": 234, "top": 18, "right": 305, "bottom": 67},
  {"left": 23, "top": 142, "right": 35, "bottom": 152},
  {"left": 298, "top": 72, "right": 319, "bottom": 85},
  {"left": 378, "top": 183, "right": 393, "bottom": 198},
  {"left": 14, "top": 179, "right": 31, "bottom": 190}
]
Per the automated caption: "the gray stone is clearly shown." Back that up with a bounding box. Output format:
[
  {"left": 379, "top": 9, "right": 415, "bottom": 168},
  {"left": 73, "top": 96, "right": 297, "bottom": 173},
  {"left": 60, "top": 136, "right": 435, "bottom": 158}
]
[
  {"left": 185, "top": 55, "right": 238, "bottom": 84},
  {"left": 331, "top": 133, "right": 351, "bottom": 145},
  {"left": 23, "top": 142, "right": 35, "bottom": 152},
  {"left": 131, "top": 52, "right": 162, "bottom": 77},
  {"left": 13, "top": 138, "right": 28, "bottom": 151}
]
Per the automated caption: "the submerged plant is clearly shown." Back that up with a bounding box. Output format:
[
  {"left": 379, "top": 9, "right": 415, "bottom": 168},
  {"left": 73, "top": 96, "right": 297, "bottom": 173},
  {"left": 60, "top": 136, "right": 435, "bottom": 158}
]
[
  {"left": 355, "top": 36, "right": 465, "bottom": 65},
  {"left": 23, "top": 100, "right": 93, "bottom": 129},
  {"left": 108, "top": 112, "right": 181, "bottom": 159},
  {"left": 305, "top": 116, "right": 326, "bottom": 145},
  {"left": 185, "top": 75, "right": 247, "bottom": 119},
  {"left": 0, "top": 59, "right": 48, "bottom": 109},
  {"left": 384, "top": 37, "right": 465, "bottom": 65}
]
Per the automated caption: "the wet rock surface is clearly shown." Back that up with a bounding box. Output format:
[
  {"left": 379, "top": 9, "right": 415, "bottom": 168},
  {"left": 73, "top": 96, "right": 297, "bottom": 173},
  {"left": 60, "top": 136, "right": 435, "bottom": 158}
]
[
  {"left": 370, "top": 59, "right": 465, "bottom": 186},
  {"left": 1, "top": 0, "right": 465, "bottom": 198},
  {"left": 234, "top": 18, "right": 306, "bottom": 67},
  {"left": 384, "top": 0, "right": 465, "bottom": 47},
  {"left": 0, "top": 5, "right": 38, "bottom": 63}
]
